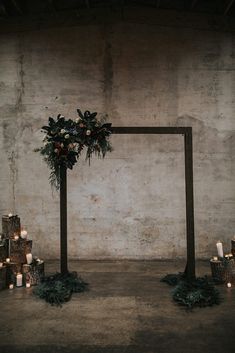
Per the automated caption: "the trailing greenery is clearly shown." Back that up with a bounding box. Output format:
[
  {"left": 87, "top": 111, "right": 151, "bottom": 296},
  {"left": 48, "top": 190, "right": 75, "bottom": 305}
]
[
  {"left": 161, "top": 272, "right": 185, "bottom": 286},
  {"left": 35, "top": 109, "right": 112, "bottom": 189},
  {"left": 34, "top": 272, "right": 88, "bottom": 306},
  {"left": 161, "top": 274, "right": 222, "bottom": 309}
]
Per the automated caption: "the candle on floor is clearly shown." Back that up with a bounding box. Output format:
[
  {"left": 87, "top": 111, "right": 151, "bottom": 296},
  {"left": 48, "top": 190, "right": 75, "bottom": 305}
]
[
  {"left": 227, "top": 282, "right": 232, "bottom": 288},
  {"left": 16, "top": 273, "right": 22, "bottom": 287},
  {"left": 26, "top": 253, "right": 33, "bottom": 265},
  {"left": 216, "top": 241, "right": 224, "bottom": 258},
  {"left": 9, "top": 284, "right": 14, "bottom": 289},
  {"left": 6, "top": 258, "right": 10, "bottom": 263},
  {"left": 26, "top": 282, "right": 31, "bottom": 288},
  {"left": 20, "top": 229, "right": 27, "bottom": 239}
]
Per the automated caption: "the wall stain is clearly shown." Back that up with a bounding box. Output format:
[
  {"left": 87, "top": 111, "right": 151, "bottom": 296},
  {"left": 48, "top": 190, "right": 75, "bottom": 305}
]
[
  {"left": 8, "top": 151, "right": 18, "bottom": 214},
  {"left": 103, "top": 39, "right": 113, "bottom": 111},
  {"left": 15, "top": 54, "right": 25, "bottom": 112}
]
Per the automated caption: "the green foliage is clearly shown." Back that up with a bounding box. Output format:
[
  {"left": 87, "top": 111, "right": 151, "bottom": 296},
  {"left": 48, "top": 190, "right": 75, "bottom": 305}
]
[
  {"left": 36, "top": 109, "right": 112, "bottom": 189},
  {"left": 171, "top": 276, "right": 222, "bottom": 309},
  {"left": 34, "top": 271, "right": 88, "bottom": 306},
  {"left": 161, "top": 273, "right": 185, "bottom": 286}
]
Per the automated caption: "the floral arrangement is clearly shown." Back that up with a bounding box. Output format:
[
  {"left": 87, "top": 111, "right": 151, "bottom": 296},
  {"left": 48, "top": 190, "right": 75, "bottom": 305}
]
[{"left": 36, "top": 109, "right": 112, "bottom": 188}]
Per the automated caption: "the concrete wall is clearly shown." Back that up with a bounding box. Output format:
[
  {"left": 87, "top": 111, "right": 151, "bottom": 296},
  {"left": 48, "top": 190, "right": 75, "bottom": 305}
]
[{"left": 1, "top": 9, "right": 235, "bottom": 259}]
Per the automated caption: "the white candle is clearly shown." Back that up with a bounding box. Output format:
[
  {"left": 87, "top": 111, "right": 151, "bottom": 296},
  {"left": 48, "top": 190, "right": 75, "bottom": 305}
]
[
  {"left": 26, "top": 282, "right": 31, "bottom": 288},
  {"left": 212, "top": 256, "right": 218, "bottom": 261},
  {"left": 227, "top": 282, "right": 232, "bottom": 288},
  {"left": 20, "top": 229, "right": 28, "bottom": 239},
  {"left": 216, "top": 241, "right": 224, "bottom": 258},
  {"left": 14, "top": 234, "right": 19, "bottom": 241},
  {"left": 0, "top": 262, "right": 3, "bottom": 267},
  {"left": 8, "top": 213, "right": 13, "bottom": 217},
  {"left": 16, "top": 273, "right": 22, "bottom": 287},
  {"left": 26, "top": 253, "right": 33, "bottom": 265},
  {"left": 9, "top": 284, "right": 14, "bottom": 289},
  {"left": 6, "top": 258, "right": 10, "bottom": 263}
]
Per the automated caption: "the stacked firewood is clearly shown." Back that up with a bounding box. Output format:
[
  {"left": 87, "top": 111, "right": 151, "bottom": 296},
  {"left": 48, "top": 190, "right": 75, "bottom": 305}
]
[{"left": 0, "top": 214, "right": 44, "bottom": 290}]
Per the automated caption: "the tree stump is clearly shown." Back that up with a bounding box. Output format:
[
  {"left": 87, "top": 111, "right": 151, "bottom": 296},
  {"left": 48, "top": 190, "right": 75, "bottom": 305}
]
[
  {"left": 2, "top": 215, "right": 21, "bottom": 239},
  {"left": 9, "top": 239, "right": 32, "bottom": 264}
]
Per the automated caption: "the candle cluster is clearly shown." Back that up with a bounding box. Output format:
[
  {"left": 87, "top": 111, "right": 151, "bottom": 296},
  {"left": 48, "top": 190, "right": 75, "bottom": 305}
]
[
  {"left": 0, "top": 213, "right": 45, "bottom": 291},
  {"left": 210, "top": 237, "right": 235, "bottom": 288}
]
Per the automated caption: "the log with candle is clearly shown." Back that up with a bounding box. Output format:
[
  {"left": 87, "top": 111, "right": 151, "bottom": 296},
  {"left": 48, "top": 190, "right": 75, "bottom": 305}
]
[
  {"left": 2, "top": 214, "right": 21, "bottom": 239},
  {"left": 16, "top": 273, "right": 22, "bottom": 287},
  {"left": 216, "top": 240, "right": 224, "bottom": 258}
]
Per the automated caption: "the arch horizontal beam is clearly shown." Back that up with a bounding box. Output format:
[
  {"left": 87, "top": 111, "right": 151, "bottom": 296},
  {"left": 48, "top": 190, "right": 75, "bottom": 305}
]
[{"left": 111, "top": 126, "right": 191, "bottom": 135}]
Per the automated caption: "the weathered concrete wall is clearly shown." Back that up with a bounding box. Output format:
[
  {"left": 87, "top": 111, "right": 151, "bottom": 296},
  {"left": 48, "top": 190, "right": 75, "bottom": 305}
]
[{"left": 1, "top": 10, "right": 235, "bottom": 259}]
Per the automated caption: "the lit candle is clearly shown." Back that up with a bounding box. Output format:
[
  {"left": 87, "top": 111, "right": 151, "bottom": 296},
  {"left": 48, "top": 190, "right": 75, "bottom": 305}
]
[
  {"left": 225, "top": 253, "right": 233, "bottom": 260},
  {"left": 26, "top": 253, "right": 33, "bottom": 265},
  {"left": 8, "top": 213, "right": 13, "bottom": 217},
  {"left": 216, "top": 241, "right": 224, "bottom": 258},
  {"left": 212, "top": 256, "right": 218, "bottom": 261},
  {"left": 0, "top": 262, "right": 3, "bottom": 267},
  {"left": 16, "top": 273, "right": 22, "bottom": 287},
  {"left": 9, "top": 284, "right": 14, "bottom": 289},
  {"left": 26, "top": 282, "right": 31, "bottom": 288},
  {"left": 14, "top": 234, "right": 19, "bottom": 241},
  {"left": 20, "top": 229, "right": 28, "bottom": 239},
  {"left": 227, "top": 282, "right": 232, "bottom": 288},
  {"left": 6, "top": 258, "right": 10, "bottom": 263}
]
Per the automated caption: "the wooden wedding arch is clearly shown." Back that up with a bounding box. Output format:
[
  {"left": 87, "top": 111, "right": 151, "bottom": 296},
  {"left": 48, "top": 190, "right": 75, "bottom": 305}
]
[{"left": 60, "top": 126, "right": 195, "bottom": 281}]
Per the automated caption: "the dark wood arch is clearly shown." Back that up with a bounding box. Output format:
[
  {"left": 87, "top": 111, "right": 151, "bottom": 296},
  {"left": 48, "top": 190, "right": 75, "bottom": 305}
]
[{"left": 60, "top": 126, "right": 195, "bottom": 281}]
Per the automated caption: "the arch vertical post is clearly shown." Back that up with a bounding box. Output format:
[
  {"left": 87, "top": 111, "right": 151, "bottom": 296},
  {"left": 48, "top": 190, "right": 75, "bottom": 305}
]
[
  {"left": 60, "top": 165, "right": 68, "bottom": 274},
  {"left": 184, "top": 128, "right": 196, "bottom": 280}
]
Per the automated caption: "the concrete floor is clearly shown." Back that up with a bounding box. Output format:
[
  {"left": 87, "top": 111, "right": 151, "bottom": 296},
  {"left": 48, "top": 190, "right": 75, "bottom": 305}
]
[{"left": 0, "top": 260, "right": 234, "bottom": 353}]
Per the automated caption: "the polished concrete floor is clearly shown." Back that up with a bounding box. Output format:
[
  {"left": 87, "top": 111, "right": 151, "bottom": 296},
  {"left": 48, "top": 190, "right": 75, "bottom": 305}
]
[{"left": 0, "top": 260, "right": 234, "bottom": 353}]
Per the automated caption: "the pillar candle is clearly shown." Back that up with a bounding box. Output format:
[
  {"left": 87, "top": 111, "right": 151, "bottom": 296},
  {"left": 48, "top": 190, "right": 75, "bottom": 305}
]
[
  {"left": 26, "top": 282, "right": 31, "bottom": 288},
  {"left": 20, "top": 229, "right": 27, "bottom": 239},
  {"left": 216, "top": 241, "right": 224, "bottom": 258},
  {"left": 6, "top": 258, "right": 10, "bottom": 263},
  {"left": 9, "top": 284, "right": 14, "bottom": 289},
  {"left": 16, "top": 273, "right": 22, "bottom": 287},
  {"left": 26, "top": 253, "right": 33, "bottom": 265}
]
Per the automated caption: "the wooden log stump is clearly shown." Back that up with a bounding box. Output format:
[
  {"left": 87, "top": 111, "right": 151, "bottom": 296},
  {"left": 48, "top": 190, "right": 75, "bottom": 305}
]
[
  {"left": 5, "top": 262, "right": 22, "bottom": 285},
  {"left": 231, "top": 239, "right": 235, "bottom": 257},
  {"left": 0, "top": 265, "right": 6, "bottom": 290},
  {"left": 2, "top": 215, "right": 21, "bottom": 239},
  {"left": 9, "top": 239, "right": 32, "bottom": 264},
  {"left": 22, "top": 261, "right": 45, "bottom": 286},
  {"left": 0, "top": 239, "right": 8, "bottom": 262}
]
